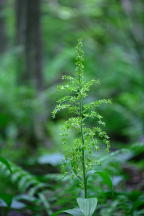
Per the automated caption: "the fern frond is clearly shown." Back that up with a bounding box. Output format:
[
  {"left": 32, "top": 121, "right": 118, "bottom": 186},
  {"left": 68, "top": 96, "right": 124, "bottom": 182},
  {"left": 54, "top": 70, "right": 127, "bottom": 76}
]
[{"left": 0, "top": 161, "right": 52, "bottom": 214}]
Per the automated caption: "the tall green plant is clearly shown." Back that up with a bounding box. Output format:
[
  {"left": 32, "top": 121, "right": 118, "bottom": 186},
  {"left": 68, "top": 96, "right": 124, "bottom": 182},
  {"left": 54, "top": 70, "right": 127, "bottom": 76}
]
[{"left": 52, "top": 40, "right": 111, "bottom": 216}]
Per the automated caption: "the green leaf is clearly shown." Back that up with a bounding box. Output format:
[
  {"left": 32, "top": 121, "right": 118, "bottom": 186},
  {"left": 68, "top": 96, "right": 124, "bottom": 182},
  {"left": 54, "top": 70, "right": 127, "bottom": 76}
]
[
  {"left": 77, "top": 198, "right": 98, "bottom": 216},
  {"left": 131, "top": 196, "right": 144, "bottom": 212},
  {"left": 0, "top": 157, "right": 12, "bottom": 173},
  {"left": 51, "top": 210, "right": 63, "bottom": 216},
  {"left": 64, "top": 208, "right": 84, "bottom": 216},
  {"left": 51, "top": 208, "right": 84, "bottom": 216},
  {"left": 0, "top": 194, "right": 13, "bottom": 208},
  {"left": 11, "top": 200, "right": 26, "bottom": 209},
  {"left": 95, "top": 171, "right": 113, "bottom": 191}
]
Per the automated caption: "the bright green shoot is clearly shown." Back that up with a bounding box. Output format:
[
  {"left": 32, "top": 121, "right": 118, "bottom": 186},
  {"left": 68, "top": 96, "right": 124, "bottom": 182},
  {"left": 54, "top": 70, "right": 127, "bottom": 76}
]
[{"left": 52, "top": 39, "right": 111, "bottom": 215}]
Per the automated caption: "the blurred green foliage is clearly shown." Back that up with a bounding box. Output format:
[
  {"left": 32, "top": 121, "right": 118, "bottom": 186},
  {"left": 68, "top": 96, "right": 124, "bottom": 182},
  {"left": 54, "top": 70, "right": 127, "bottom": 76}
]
[{"left": 0, "top": 0, "right": 144, "bottom": 215}]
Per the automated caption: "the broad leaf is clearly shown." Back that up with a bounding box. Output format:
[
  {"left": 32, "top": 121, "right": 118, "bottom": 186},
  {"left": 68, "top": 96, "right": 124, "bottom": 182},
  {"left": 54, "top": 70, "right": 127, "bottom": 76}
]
[
  {"left": 77, "top": 198, "right": 97, "bottom": 216},
  {"left": 64, "top": 208, "right": 84, "bottom": 216},
  {"left": 51, "top": 208, "right": 83, "bottom": 216},
  {"left": 11, "top": 200, "right": 26, "bottom": 209},
  {"left": 38, "top": 153, "right": 64, "bottom": 166},
  {"left": 95, "top": 171, "right": 113, "bottom": 191}
]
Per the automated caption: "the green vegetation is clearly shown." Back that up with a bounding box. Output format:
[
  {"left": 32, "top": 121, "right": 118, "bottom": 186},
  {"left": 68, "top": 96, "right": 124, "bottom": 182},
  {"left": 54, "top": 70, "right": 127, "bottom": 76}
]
[
  {"left": 0, "top": 0, "right": 144, "bottom": 215},
  {"left": 52, "top": 40, "right": 111, "bottom": 216}
]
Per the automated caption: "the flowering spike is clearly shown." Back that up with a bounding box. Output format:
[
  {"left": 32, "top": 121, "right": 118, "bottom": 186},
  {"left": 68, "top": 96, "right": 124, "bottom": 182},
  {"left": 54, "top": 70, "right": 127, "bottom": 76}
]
[{"left": 52, "top": 39, "right": 111, "bottom": 197}]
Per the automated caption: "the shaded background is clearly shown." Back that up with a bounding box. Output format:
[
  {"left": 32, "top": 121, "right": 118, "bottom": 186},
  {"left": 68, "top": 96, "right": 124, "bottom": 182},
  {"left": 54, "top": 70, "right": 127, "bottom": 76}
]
[{"left": 0, "top": 0, "right": 144, "bottom": 215}]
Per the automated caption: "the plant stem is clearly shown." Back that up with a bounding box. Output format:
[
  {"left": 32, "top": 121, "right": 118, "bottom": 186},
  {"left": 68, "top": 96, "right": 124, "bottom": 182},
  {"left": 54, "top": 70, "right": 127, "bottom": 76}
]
[{"left": 79, "top": 76, "right": 87, "bottom": 198}]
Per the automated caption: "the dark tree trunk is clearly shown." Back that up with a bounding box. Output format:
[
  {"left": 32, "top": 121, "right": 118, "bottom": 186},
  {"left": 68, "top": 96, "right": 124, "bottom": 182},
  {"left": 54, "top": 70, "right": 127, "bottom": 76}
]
[
  {"left": 25, "top": 0, "right": 43, "bottom": 90},
  {"left": 15, "top": 0, "right": 27, "bottom": 83},
  {"left": 24, "top": 0, "right": 46, "bottom": 146},
  {"left": 15, "top": 0, "right": 43, "bottom": 90},
  {"left": 15, "top": 0, "right": 27, "bottom": 45},
  {"left": 0, "top": 0, "right": 7, "bottom": 53},
  {"left": 15, "top": 0, "right": 46, "bottom": 147}
]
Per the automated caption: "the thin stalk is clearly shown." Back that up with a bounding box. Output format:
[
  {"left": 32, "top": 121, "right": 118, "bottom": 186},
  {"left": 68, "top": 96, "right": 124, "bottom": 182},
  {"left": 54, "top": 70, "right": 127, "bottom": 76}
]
[{"left": 79, "top": 74, "right": 87, "bottom": 198}]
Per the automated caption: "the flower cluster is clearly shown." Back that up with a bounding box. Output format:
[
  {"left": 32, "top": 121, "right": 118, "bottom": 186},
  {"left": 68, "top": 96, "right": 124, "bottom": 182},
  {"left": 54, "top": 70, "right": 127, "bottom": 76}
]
[{"left": 52, "top": 39, "right": 111, "bottom": 181}]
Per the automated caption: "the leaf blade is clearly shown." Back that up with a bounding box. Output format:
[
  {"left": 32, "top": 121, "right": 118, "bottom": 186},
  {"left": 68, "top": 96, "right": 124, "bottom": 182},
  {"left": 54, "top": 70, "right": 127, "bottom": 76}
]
[
  {"left": 0, "top": 157, "right": 12, "bottom": 173},
  {"left": 96, "top": 170, "right": 113, "bottom": 191},
  {"left": 77, "top": 198, "right": 97, "bottom": 216},
  {"left": 64, "top": 208, "right": 84, "bottom": 216}
]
